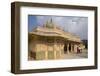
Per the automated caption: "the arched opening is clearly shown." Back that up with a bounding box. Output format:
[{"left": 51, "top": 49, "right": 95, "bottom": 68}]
[
  {"left": 72, "top": 44, "right": 74, "bottom": 52},
  {"left": 69, "top": 43, "right": 71, "bottom": 52},
  {"left": 64, "top": 43, "right": 67, "bottom": 53}
]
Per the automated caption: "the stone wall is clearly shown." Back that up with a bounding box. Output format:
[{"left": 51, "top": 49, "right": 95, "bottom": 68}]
[{"left": 29, "top": 37, "right": 63, "bottom": 60}]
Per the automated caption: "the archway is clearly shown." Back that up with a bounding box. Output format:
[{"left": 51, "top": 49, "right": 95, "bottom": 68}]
[
  {"left": 69, "top": 43, "right": 71, "bottom": 52},
  {"left": 64, "top": 43, "right": 67, "bottom": 53}
]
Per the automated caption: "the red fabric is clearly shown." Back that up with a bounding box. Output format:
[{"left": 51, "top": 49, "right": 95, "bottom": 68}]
[{"left": 77, "top": 47, "right": 80, "bottom": 53}]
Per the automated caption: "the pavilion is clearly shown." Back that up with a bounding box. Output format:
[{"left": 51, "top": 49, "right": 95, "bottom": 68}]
[{"left": 28, "top": 19, "right": 84, "bottom": 60}]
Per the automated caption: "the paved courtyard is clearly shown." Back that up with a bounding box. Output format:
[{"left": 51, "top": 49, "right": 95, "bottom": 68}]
[{"left": 61, "top": 49, "right": 88, "bottom": 59}]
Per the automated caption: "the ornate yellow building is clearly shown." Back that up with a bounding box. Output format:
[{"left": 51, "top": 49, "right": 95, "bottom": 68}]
[{"left": 28, "top": 19, "right": 83, "bottom": 60}]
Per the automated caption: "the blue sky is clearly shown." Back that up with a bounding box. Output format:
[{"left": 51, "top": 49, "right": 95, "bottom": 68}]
[{"left": 28, "top": 15, "right": 88, "bottom": 40}]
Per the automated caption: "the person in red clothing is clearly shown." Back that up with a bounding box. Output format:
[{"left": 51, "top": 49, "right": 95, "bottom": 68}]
[{"left": 77, "top": 46, "right": 80, "bottom": 54}]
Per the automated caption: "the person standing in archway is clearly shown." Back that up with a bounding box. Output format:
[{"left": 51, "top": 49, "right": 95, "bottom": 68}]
[{"left": 77, "top": 46, "right": 80, "bottom": 54}]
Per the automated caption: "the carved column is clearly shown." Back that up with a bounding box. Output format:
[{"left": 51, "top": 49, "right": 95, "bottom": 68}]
[
  {"left": 67, "top": 43, "right": 69, "bottom": 53},
  {"left": 71, "top": 43, "right": 73, "bottom": 52}
]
